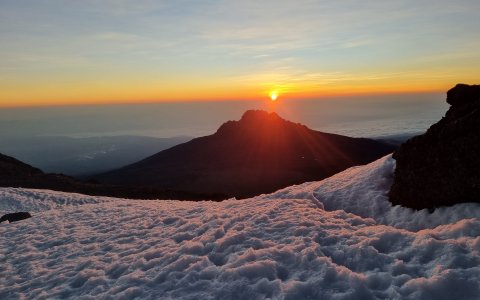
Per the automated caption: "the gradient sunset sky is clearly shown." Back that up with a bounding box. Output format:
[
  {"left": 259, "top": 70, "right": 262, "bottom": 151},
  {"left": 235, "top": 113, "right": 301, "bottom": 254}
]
[{"left": 1, "top": 0, "right": 479, "bottom": 107}]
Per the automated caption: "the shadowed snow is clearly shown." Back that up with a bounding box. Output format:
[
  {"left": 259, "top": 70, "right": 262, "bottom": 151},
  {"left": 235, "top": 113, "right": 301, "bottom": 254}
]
[{"left": 0, "top": 156, "right": 479, "bottom": 299}]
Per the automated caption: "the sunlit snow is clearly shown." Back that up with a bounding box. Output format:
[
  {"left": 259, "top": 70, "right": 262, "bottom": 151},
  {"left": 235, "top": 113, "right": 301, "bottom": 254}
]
[{"left": 1, "top": 155, "right": 479, "bottom": 299}]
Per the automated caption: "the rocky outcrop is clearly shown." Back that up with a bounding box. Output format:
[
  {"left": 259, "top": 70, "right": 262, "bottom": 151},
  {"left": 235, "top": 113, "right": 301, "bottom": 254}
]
[
  {"left": 389, "top": 84, "right": 480, "bottom": 209},
  {"left": 0, "top": 212, "right": 32, "bottom": 223}
]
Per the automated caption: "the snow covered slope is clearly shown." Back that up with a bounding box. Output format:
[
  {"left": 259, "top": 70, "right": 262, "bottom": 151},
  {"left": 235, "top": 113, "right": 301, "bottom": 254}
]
[{"left": 1, "top": 155, "right": 479, "bottom": 299}]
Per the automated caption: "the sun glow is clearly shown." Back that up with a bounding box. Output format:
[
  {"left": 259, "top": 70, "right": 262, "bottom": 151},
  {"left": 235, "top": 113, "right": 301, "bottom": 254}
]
[{"left": 270, "top": 92, "right": 278, "bottom": 101}]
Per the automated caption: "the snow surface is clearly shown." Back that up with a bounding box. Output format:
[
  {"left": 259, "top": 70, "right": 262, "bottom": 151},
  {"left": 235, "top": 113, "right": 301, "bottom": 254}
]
[{"left": 1, "top": 155, "right": 479, "bottom": 299}]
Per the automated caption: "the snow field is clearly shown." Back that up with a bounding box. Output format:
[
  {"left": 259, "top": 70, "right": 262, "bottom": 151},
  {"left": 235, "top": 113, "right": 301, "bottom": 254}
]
[{"left": 1, "top": 155, "right": 479, "bottom": 299}]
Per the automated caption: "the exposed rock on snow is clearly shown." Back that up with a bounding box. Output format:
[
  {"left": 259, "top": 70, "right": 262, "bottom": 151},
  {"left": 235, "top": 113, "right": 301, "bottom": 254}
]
[
  {"left": 390, "top": 83, "right": 480, "bottom": 209},
  {"left": 0, "top": 211, "right": 31, "bottom": 223},
  {"left": 1, "top": 156, "right": 479, "bottom": 299}
]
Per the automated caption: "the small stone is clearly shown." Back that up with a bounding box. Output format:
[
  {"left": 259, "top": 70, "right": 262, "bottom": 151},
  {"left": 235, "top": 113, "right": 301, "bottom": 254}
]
[{"left": 0, "top": 212, "right": 32, "bottom": 223}]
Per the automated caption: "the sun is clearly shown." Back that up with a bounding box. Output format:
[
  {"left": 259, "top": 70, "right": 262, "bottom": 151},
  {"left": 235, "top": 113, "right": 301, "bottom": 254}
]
[{"left": 270, "top": 91, "right": 278, "bottom": 101}]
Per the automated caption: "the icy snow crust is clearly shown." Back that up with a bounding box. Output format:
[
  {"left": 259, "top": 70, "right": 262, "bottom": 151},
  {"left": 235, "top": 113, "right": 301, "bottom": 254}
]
[{"left": 1, "top": 156, "right": 479, "bottom": 299}]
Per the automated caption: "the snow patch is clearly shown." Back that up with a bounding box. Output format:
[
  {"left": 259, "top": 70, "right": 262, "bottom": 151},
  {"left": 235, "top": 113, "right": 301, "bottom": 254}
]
[
  {"left": 262, "top": 155, "right": 480, "bottom": 231},
  {"left": 0, "top": 188, "right": 114, "bottom": 214}
]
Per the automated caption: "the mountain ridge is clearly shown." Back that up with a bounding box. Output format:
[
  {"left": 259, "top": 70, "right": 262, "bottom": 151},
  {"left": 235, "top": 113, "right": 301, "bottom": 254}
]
[{"left": 97, "top": 110, "right": 395, "bottom": 198}]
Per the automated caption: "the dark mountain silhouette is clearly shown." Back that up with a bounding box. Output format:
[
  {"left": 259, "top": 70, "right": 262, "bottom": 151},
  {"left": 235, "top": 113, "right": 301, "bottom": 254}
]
[
  {"left": 0, "top": 153, "right": 43, "bottom": 178},
  {"left": 390, "top": 84, "right": 480, "bottom": 209},
  {"left": 0, "top": 153, "right": 227, "bottom": 201},
  {"left": 97, "top": 110, "right": 396, "bottom": 198}
]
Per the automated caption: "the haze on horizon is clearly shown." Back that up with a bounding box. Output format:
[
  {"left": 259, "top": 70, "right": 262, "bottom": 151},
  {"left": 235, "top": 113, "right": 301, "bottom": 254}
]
[{"left": 1, "top": 0, "right": 480, "bottom": 107}]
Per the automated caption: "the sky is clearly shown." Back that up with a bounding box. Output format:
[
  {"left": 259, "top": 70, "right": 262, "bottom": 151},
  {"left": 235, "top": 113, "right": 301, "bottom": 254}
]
[{"left": 1, "top": 0, "right": 480, "bottom": 107}]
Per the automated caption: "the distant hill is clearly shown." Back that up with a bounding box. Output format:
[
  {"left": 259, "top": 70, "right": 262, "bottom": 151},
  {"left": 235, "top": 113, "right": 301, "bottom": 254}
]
[
  {"left": 97, "top": 110, "right": 396, "bottom": 198},
  {"left": 0, "top": 153, "right": 43, "bottom": 178},
  {"left": 0, "top": 153, "right": 226, "bottom": 201}
]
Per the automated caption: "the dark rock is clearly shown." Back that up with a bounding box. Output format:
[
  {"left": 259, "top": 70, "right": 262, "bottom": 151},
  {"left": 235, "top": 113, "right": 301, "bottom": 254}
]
[
  {"left": 389, "top": 84, "right": 480, "bottom": 209},
  {"left": 446, "top": 83, "right": 480, "bottom": 106},
  {"left": 0, "top": 212, "right": 32, "bottom": 223}
]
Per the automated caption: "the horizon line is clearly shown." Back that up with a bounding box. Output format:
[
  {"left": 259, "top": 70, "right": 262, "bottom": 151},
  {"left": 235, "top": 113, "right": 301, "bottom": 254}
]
[{"left": 0, "top": 89, "right": 448, "bottom": 109}]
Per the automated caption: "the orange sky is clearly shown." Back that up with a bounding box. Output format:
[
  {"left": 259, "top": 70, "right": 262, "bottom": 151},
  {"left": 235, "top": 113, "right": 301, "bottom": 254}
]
[{"left": 1, "top": 1, "right": 479, "bottom": 107}]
